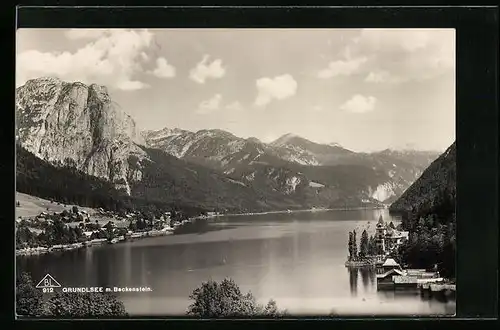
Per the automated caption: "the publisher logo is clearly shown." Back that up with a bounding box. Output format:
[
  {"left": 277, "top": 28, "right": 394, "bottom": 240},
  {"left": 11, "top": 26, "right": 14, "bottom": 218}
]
[{"left": 35, "top": 274, "right": 61, "bottom": 293}]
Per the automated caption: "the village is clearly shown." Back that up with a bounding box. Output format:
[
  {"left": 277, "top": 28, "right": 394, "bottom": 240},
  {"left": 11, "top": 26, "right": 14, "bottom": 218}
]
[
  {"left": 346, "top": 216, "right": 456, "bottom": 301},
  {"left": 15, "top": 200, "right": 222, "bottom": 257}
]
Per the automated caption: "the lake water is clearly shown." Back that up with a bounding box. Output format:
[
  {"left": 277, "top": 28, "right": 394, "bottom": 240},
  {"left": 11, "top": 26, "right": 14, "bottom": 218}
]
[{"left": 17, "top": 209, "right": 456, "bottom": 317}]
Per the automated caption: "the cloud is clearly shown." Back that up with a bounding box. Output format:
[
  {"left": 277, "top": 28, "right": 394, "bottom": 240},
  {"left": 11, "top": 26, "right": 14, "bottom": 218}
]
[
  {"left": 117, "top": 80, "right": 150, "bottom": 91},
  {"left": 346, "top": 29, "right": 455, "bottom": 83},
  {"left": 16, "top": 29, "right": 154, "bottom": 90},
  {"left": 317, "top": 57, "right": 367, "bottom": 79},
  {"left": 141, "top": 52, "right": 150, "bottom": 61},
  {"left": 340, "top": 94, "right": 377, "bottom": 113},
  {"left": 189, "top": 55, "right": 226, "bottom": 84},
  {"left": 149, "top": 57, "right": 176, "bottom": 78},
  {"left": 255, "top": 74, "right": 298, "bottom": 106},
  {"left": 225, "top": 101, "right": 243, "bottom": 112},
  {"left": 196, "top": 94, "right": 222, "bottom": 114},
  {"left": 364, "top": 70, "right": 404, "bottom": 84}
]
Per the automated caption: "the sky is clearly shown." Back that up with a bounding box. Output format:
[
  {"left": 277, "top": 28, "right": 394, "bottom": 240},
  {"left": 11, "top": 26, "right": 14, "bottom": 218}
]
[{"left": 16, "top": 28, "right": 455, "bottom": 152}]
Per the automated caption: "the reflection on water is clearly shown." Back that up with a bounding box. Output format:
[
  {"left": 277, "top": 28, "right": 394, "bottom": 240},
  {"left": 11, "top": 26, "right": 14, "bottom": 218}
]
[
  {"left": 349, "top": 268, "right": 358, "bottom": 295},
  {"left": 17, "top": 209, "right": 455, "bottom": 316}
]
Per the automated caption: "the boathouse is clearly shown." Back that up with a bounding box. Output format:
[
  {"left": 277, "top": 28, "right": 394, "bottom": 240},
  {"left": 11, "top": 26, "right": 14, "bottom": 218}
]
[{"left": 376, "top": 258, "right": 406, "bottom": 289}]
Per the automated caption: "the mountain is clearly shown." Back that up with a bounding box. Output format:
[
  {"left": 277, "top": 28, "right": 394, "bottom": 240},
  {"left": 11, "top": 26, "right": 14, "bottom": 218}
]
[
  {"left": 15, "top": 145, "right": 206, "bottom": 216},
  {"left": 270, "top": 133, "right": 354, "bottom": 166},
  {"left": 16, "top": 77, "right": 147, "bottom": 195},
  {"left": 143, "top": 128, "right": 440, "bottom": 203},
  {"left": 16, "top": 78, "right": 391, "bottom": 212},
  {"left": 389, "top": 141, "right": 456, "bottom": 215},
  {"left": 389, "top": 142, "right": 456, "bottom": 279}
]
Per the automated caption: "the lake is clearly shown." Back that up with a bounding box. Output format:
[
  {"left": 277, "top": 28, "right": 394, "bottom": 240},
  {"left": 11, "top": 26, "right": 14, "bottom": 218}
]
[{"left": 17, "top": 209, "right": 456, "bottom": 317}]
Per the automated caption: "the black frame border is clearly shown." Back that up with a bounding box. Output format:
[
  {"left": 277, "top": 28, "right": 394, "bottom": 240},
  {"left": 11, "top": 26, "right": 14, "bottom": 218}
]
[{"left": 3, "top": 5, "right": 498, "bottom": 328}]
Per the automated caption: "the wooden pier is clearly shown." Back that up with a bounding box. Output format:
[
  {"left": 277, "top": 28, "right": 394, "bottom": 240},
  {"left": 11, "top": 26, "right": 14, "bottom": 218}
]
[{"left": 418, "top": 283, "right": 456, "bottom": 300}]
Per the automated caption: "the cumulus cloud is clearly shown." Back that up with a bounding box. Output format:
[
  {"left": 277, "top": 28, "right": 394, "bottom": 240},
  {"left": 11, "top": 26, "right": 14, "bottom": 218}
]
[
  {"left": 364, "top": 70, "right": 404, "bottom": 84},
  {"left": 149, "top": 57, "right": 176, "bottom": 78},
  {"left": 196, "top": 94, "right": 223, "bottom": 114},
  {"left": 141, "top": 52, "right": 150, "bottom": 61},
  {"left": 255, "top": 74, "right": 298, "bottom": 107},
  {"left": 340, "top": 94, "right": 377, "bottom": 113},
  {"left": 16, "top": 29, "right": 154, "bottom": 90},
  {"left": 189, "top": 55, "right": 226, "bottom": 84},
  {"left": 348, "top": 28, "right": 455, "bottom": 83},
  {"left": 317, "top": 56, "right": 367, "bottom": 79}
]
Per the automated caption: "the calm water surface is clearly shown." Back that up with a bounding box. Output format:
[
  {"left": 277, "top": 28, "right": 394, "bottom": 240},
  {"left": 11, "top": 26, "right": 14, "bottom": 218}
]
[{"left": 17, "top": 209, "right": 456, "bottom": 316}]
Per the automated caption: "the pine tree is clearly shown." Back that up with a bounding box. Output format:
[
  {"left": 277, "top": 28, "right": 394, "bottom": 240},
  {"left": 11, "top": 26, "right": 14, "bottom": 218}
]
[
  {"left": 359, "top": 230, "right": 369, "bottom": 259},
  {"left": 348, "top": 231, "right": 354, "bottom": 261},
  {"left": 352, "top": 230, "right": 358, "bottom": 261}
]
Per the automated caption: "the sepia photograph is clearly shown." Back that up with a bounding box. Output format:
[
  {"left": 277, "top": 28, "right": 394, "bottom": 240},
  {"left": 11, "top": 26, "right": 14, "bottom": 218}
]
[{"left": 15, "top": 27, "right": 456, "bottom": 318}]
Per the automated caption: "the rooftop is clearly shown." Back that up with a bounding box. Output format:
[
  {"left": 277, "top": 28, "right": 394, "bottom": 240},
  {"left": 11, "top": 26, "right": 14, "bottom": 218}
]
[{"left": 382, "top": 258, "right": 400, "bottom": 267}]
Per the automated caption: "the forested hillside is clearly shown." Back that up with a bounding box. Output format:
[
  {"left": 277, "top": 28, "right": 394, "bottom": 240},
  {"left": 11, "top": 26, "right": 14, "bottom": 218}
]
[{"left": 390, "top": 142, "right": 456, "bottom": 279}]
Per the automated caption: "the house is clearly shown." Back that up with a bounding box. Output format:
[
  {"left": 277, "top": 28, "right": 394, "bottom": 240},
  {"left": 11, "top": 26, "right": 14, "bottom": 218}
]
[
  {"left": 376, "top": 258, "right": 405, "bottom": 290},
  {"left": 375, "top": 216, "right": 409, "bottom": 255}
]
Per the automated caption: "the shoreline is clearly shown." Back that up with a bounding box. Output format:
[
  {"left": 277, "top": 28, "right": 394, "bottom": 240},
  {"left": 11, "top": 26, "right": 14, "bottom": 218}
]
[
  {"left": 223, "top": 205, "right": 387, "bottom": 218},
  {"left": 16, "top": 229, "right": 174, "bottom": 257},
  {"left": 16, "top": 206, "right": 387, "bottom": 257}
]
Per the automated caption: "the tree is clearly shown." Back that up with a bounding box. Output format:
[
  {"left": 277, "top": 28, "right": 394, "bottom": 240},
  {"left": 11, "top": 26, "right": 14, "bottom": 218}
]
[
  {"left": 367, "top": 235, "right": 377, "bottom": 256},
  {"left": 359, "top": 230, "right": 369, "bottom": 259},
  {"left": 187, "top": 278, "right": 283, "bottom": 318},
  {"left": 45, "top": 292, "right": 127, "bottom": 317},
  {"left": 104, "top": 221, "right": 115, "bottom": 240},
  {"left": 72, "top": 206, "right": 79, "bottom": 214},
  {"left": 348, "top": 231, "right": 354, "bottom": 261},
  {"left": 352, "top": 230, "right": 358, "bottom": 260},
  {"left": 16, "top": 272, "right": 45, "bottom": 317},
  {"left": 389, "top": 221, "right": 396, "bottom": 230},
  {"left": 16, "top": 201, "right": 20, "bottom": 207}
]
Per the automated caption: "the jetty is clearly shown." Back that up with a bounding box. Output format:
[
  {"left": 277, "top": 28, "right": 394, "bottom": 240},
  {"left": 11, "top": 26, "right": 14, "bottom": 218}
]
[{"left": 419, "top": 282, "right": 456, "bottom": 300}]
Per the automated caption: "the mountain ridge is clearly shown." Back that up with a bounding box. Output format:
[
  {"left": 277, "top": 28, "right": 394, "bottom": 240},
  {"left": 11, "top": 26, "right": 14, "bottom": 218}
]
[{"left": 16, "top": 77, "right": 441, "bottom": 212}]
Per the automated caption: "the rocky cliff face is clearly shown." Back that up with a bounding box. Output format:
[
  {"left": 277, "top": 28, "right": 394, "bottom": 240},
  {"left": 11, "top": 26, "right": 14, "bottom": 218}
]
[{"left": 16, "top": 77, "right": 147, "bottom": 194}]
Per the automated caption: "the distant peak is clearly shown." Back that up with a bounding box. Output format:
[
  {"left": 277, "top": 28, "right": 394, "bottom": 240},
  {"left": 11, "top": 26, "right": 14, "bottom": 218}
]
[
  {"left": 271, "top": 133, "right": 301, "bottom": 145},
  {"left": 247, "top": 137, "right": 261, "bottom": 143},
  {"left": 328, "top": 142, "right": 343, "bottom": 148},
  {"left": 196, "top": 128, "right": 237, "bottom": 139},
  {"left": 143, "top": 127, "right": 188, "bottom": 140}
]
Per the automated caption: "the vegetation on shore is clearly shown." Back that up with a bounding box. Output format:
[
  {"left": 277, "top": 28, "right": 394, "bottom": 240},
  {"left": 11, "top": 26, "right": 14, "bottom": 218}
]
[
  {"left": 347, "top": 229, "right": 378, "bottom": 263},
  {"left": 16, "top": 146, "right": 207, "bottom": 219},
  {"left": 187, "top": 278, "right": 286, "bottom": 318},
  {"left": 16, "top": 272, "right": 127, "bottom": 318},
  {"left": 390, "top": 142, "right": 456, "bottom": 279},
  {"left": 17, "top": 272, "right": 284, "bottom": 318}
]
